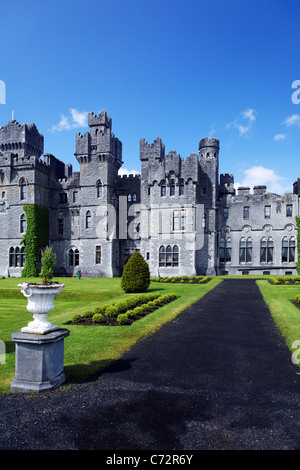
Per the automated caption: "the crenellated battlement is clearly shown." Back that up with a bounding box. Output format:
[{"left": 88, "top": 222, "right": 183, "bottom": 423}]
[
  {"left": 0, "top": 119, "right": 44, "bottom": 158},
  {"left": 88, "top": 110, "right": 112, "bottom": 129},
  {"left": 140, "top": 137, "right": 165, "bottom": 161}
]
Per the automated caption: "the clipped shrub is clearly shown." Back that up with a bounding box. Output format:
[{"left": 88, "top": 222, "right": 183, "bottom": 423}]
[
  {"left": 121, "top": 252, "right": 150, "bottom": 293},
  {"left": 147, "top": 301, "right": 156, "bottom": 310},
  {"left": 126, "top": 309, "right": 136, "bottom": 318},
  {"left": 94, "top": 306, "right": 104, "bottom": 314},
  {"left": 82, "top": 310, "right": 93, "bottom": 318},
  {"left": 71, "top": 313, "right": 83, "bottom": 324},
  {"left": 92, "top": 313, "right": 104, "bottom": 323},
  {"left": 133, "top": 306, "right": 143, "bottom": 316},
  {"left": 105, "top": 306, "right": 119, "bottom": 317},
  {"left": 117, "top": 313, "right": 130, "bottom": 325},
  {"left": 115, "top": 299, "right": 130, "bottom": 312},
  {"left": 189, "top": 280, "right": 193, "bottom": 284}
]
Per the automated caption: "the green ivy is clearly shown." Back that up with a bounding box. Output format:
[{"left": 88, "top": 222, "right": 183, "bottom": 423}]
[
  {"left": 296, "top": 216, "right": 300, "bottom": 275},
  {"left": 21, "top": 205, "right": 49, "bottom": 277}
]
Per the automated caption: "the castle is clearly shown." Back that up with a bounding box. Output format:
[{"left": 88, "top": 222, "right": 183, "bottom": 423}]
[{"left": 0, "top": 110, "right": 299, "bottom": 278}]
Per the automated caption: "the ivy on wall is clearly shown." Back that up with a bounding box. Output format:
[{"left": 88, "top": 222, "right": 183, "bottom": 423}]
[
  {"left": 21, "top": 205, "right": 49, "bottom": 277},
  {"left": 296, "top": 216, "right": 300, "bottom": 275}
]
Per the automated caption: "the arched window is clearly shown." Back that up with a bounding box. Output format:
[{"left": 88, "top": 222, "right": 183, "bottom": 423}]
[
  {"left": 96, "top": 180, "right": 103, "bottom": 198},
  {"left": 170, "top": 179, "right": 175, "bottom": 196},
  {"left": 9, "top": 247, "right": 14, "bottom": 267},
  {"left": 160, "top": 180, "right": 166, "bottom": 197},
  {"left": 282, "top": 236, "right": 295, "bottom": 263},
  {"left": 20, "top": 246, "right": 25, "bottom": 267},
  {"left": 240, "top": 237, "right": 252, "bottom": 263},
  {"left": 260, "top": 237, "right": 274, "bottom": 263},
  {"left": 85, "top": 210, "right": 91, "bottom": 229},
  {"left": 68, "top": 248, "right": 79, "bottom": 267},
  {"left": 127, "top": 193, "right": 132, "bottom": 203},
  {"left": 179, "top": 179, "right": 184, "bottom": 195},
  {"left": 19, "top": 178, "right": 27, "bottom": 200},
  {"left": 219, "top": 238, "right": 232, "bottom": 263},
  {"left": 20, "top": 214, "right": 27, "bottom": 233},
  {"left": 159, "top": 245, "right": 179, "bottom": 267},
  {"left": 132, "top": 193, "right": 137, "bottom": 202}
]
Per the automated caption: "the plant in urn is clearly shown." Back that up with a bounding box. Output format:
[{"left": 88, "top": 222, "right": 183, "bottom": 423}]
[{"left": 18, "top": 246, "right": 65, "bottom": 334}]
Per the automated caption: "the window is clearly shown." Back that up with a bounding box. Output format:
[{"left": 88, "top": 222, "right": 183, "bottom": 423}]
[
  {"left": 240, "top": 237, "right": 252, "bottom": 263},
  {"left": 223, "top": 208, "right": 229, "bottom": 219},
  {"left": 160, "top": 180, "right": 166, "bottom": 197},
  {"left": 132, "top": 193, "right": 137, "bottom": 202},
  {"left": 96, "top": 246, "right": 101, "bottom": 264},
  {"left": 286, "top": 204, "right": 293, "bottom": 217},
  {"left": 173, "top": 210, "right": 185, "bottom": 231},
  {"left": 202, "top": 213, "right": 206, "bottom": 228},
  {"left": 243, "top": 206, "right": 249, "bottom": 219},
  {"left": 1, "top": 191, "right": 5, "bottom": 199},
  {"left": 58, "top": 218, "right": 64, "bottom": 235},
  {"left": 282, "top": 237, "right": 295, "bottom": 263},
  {"left": 170, "top": 180, "right": 175, "bottom": 196},
  {"left": 9, "top": 246, "right": 25, "bottom": 267},
  {"left": 68, "top": 248, "right": 79, "bottom": 267},
  {"left": 159, "top": 245, "right": 179, "bottom": 267},
  {"left": 0, "top": 171, "right": 4, "bottom": 184},
  {"left": 179, "top": 179, "right": 184, "bottom": 195},
  {"left": 59, "top": 193, "right": 68, "bottom": 204},
  {"left": 85, "top": 211, "right": 91, "bottom": 229},
  {"left": 19, "top": 178, "right": 27, "bottom": 201},
  {"left": 73, "top": 191, "right": 78, "bottom": 203},
  {"left": 20, "top": 214, "right": 26, "bottom": 233},
  {"left": 219, "top": 238, "right": 232, "bottom": 263},
  {"left": 127, "top": 193, "right": 132, "bottom": 203},
  {"left": 97, "top": 180, "right": 103, "bottom": 198},
  {"left": 264, "top": 205, "right": 271, "bottom": 219},
  {"left": 260, "top": 237, "right": 273, "bottom": 263}
]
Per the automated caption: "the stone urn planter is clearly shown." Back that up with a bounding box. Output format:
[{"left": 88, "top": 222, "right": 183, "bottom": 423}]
[{"left": 18, "top": 282, "right": 65, "bottom": 334}]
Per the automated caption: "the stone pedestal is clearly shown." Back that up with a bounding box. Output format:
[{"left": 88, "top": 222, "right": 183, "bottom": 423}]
[{"left": 10, "top": 328, "right": 70, "bottom": 393}]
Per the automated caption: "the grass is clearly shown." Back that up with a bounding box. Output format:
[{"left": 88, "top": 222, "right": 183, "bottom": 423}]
[
  {"left": 0, "top": 276, "right": 221, "bottom": 394},
  {"left": 257, "top": 279, "right": 300, "bottom": 356}
]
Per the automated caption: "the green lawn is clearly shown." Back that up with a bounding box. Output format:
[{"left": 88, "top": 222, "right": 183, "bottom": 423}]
[
  {"left": 257, "top": 279, "right": 300, "bottom": 356},
  {"left": 0, "top": 276, "right": 221, "bottom": 393}
]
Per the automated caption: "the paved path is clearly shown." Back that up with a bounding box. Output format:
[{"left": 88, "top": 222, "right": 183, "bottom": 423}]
[{"left": 1, "top": 279, "right": 300, "bottom": 451}]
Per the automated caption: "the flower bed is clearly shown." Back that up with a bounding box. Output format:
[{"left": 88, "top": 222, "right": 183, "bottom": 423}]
[
  {"left": 269, "top": 276, "right": 300, "bottom": 285},
  {"left": 150, "top": 275, "right": 211, "bottom": 284},
  {"left": 68, "top": 292, "right": 178, "bottom": 326}
]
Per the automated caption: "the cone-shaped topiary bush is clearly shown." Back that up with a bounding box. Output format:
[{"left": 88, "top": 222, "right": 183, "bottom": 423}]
[{"left": 121, "top": 251, "right": 150, "bottom": 293}]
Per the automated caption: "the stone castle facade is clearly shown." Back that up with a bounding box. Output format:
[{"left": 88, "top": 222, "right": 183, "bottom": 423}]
[{"left": 0, "top": 110, "right": 299, "bottom": 278}]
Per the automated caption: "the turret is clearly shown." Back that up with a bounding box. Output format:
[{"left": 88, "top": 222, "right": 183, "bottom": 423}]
[{"left": 0, "top": 119, "right": 44, "bottom": 158}]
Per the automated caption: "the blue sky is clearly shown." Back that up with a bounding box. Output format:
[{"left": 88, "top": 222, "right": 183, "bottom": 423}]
[{"left": 1, "top": 0, "right": 300, "bottom": 194}]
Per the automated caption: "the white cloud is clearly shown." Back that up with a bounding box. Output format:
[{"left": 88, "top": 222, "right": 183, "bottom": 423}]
[
  {"left": 226, "top": 108, "right": 257, "bottom": 136},
  {"left": 235, "top": 165, "right": 288, "bottom": 194},
  {"left": 49, "top": 109, "right": 88, "bottom": 132},
  {"left": 118, "top": 168, "right": 140, "bottom": 177},
  {"left": 274, "top": 133, "right": 286, "bottom": 141},
  {"left": 283, "top": 114, "right": 300, "bottom": 127}
]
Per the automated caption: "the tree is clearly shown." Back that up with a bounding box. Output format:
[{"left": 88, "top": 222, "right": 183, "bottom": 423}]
[
  {"left": 40, "top": 246, "right": 56, "bottom": 284},
  {"left": 121, "top": 252, "right": 150, "bottom": 293}
]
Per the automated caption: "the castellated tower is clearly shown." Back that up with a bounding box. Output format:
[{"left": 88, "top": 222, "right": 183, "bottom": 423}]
[
  {"left": 75, "top": 110, "right": 122, "bottom": 192},
  {"left": 197, "top": 137, "right": 220, "bottom": 275}
]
